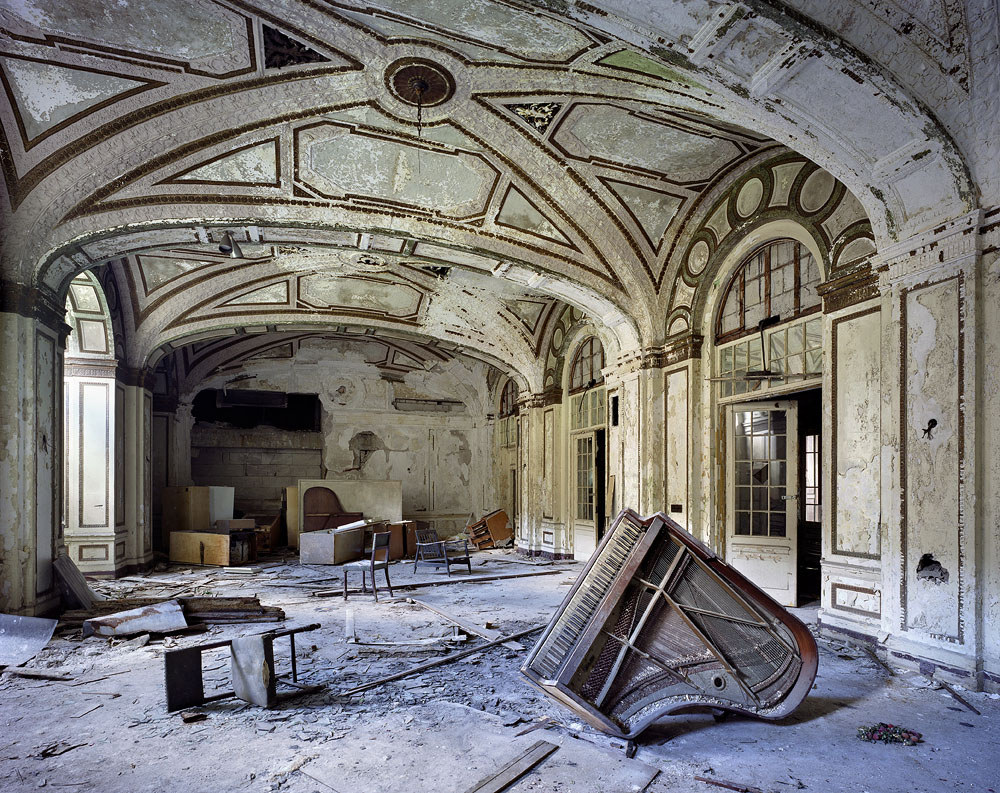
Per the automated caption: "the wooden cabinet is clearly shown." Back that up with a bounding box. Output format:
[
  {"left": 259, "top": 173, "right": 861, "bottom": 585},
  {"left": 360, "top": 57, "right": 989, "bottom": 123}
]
[{"left": 467, "top": 510, "right": 512, "bottom": 549}]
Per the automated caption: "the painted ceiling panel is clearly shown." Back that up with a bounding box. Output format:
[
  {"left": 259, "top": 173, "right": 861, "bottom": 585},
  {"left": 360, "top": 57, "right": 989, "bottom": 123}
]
[
  {"left": 341, "top": 0, "right": 594, "bottom": 61},
  {"left": 554, "top": 105, "right": 743, "bottom": 183},
  {"left": 604, "top": 181, "right": 683, "bottom": 248},
  {"left": 496, "top": 186, "right": 569, "bottom": 244},
  {"left": 0, "top": 57, "right": 149, "bottom": 142},
  {"left": 297, "top": 274, "right": 423, "bottom": 318},
  {"left": 168, "top": 140, "right": 279, "bottom": 186},
  {"left": 297, "top": 124, "right": 497, "bottom": 219},
  {"left": 1, "top": 0, "right": 252, "bottom": 75},
  {"left": 137, "top": 254, "right": 210, "bottom": 293},
  {"left": 222, "top": 281, "right": 290, "bottom": 306}
]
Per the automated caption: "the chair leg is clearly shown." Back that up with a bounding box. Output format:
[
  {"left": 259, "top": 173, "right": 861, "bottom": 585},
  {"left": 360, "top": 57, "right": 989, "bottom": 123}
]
[
  {"left": 465, "top": 554, "right": 472, "bottom": 575},
  {"left": 372, "top": 565, "right": 378, "bottom": 603},
  {"left": 443, "top": 547, "right": 451, "bottom": 577},
  {"left": 343, "top": 568, "right": 348, "bottom": 601},
  {"left": 413, "top": 550, "right": 420, "bottom": 574},
  {"left": 384, "top": 565, "right": 393, "bottom": 598},
  {"left": 361, "top": 570, "right": 367, "bottom": 593}
]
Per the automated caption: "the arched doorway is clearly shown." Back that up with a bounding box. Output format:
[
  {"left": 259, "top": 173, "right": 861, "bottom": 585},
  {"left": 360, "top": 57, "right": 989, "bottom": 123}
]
[
  {"left": 62, "top": 271, "right": 121, "bottom": 574},
  {"left": 712, "top": 238, "right": 826, "bottom": 606}
]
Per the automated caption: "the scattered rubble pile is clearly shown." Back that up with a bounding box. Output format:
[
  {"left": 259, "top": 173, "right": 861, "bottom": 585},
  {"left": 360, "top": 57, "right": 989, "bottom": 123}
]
[{"left": 1, "top": 547, "right": 998, "bottom": 793}]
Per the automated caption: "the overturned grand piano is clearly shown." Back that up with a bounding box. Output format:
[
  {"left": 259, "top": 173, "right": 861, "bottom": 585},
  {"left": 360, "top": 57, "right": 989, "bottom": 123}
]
[{"left": 522, "top": 509, "right": 818, "bottom": 739}]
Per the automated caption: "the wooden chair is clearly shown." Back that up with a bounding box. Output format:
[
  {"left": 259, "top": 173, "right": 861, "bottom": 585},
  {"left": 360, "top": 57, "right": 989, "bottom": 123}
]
[
  {"left": 412, "top": 528, "right": 472, "bottom": 576},
  {"left": 343, "top": 531, "right": 393, "bottom": 602}
]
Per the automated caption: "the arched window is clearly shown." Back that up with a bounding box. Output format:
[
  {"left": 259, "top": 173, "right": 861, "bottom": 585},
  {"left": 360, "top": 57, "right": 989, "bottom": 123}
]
[
  {"left": 499, "top": 379, "right": 518, "bottom": 418},
  {"left": 716, "top": 239, "right": 821, "bottom": 343},
  {"left": 569, "top": 336, "right": 604, "bottom": 393}
]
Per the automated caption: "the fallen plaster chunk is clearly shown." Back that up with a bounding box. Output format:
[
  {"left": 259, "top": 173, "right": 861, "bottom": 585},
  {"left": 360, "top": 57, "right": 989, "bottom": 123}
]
[
  {"left": 0, "top": 613, "right": 58, "bottom": 666},
  {"left": 82, "top": 599, "right": 188, "bottom": 638}
]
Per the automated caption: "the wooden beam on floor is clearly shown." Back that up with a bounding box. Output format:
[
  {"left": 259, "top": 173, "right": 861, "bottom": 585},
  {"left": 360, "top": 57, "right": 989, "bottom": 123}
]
[
  {"left": 462, "top": 740, "right": 559, "bottom": 793},
  {"left": 310, "top": 568, "right": 567, "bottom": 598},
  {"left": 335, "top": 625, "right": 544, "bottom": 697}
]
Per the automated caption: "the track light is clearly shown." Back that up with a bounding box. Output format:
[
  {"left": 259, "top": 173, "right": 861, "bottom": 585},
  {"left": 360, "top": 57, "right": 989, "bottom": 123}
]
[{"left": 218, "top": 231, "right": 244, "bottom": 259}]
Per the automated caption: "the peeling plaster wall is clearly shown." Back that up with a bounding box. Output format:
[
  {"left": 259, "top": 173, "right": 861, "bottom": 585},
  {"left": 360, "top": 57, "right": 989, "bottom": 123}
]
[
  {"left": 820, "top": 302, "right": 884, "bottom": 635},
  {"left": 981, "top": 247, "right": 1000, "bottom": 683},
  {"left": 900, "top": 275, "right": 965, "bottom": 641},
  {"left": 0, "top": 311, "right": 62, "bottom": 615},
  {"left": 665, "top": 366, "right": 690, "bottom": 532}
]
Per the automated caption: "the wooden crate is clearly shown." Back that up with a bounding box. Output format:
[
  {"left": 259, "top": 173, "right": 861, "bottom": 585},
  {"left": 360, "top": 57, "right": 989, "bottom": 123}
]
[
  {"left": 169, "top": 531, "right": 257, "bottom": 566},
  {"left": 161, "top": 487, "right": 211, "bottom": 547},
  {"left": 244, "top": 514, "right": 281, "bottom": 553}
]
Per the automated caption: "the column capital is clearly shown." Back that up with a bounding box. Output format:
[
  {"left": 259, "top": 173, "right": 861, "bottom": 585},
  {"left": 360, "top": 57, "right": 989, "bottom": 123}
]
[
  {"left": 875, "top": 208, "right": 983, "bottom": 288},
  {"left": 0, "top": 279, "right": 71, "bottom": 340},
  {"left": 520, "top": 387, "right": 562, "bottom": 410},
  {"left": 608, "top": 334, "right": 704, "bottom": 376}
]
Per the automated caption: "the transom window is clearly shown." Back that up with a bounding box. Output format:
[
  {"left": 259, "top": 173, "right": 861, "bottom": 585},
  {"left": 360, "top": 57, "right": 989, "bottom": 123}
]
[
  {"left": 716, "top": 239, "right": 821, "bottom": 343},
  {"left": 499, "top": 379, "right": 518, "bottom": 418},
  {"left": 569, "top": 336, "right": 604, "bottom": 393}
]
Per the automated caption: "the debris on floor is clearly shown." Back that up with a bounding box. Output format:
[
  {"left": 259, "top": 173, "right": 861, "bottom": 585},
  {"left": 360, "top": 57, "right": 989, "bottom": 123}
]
[
  {"left": 82, "top": 599, "right": 188, "bottom": 638},
  {"left": 0, "top": 547, "right": 996, "bottom": 793},
  {"left": 856, "top": 722, "right": 923, "bottom": 745}
]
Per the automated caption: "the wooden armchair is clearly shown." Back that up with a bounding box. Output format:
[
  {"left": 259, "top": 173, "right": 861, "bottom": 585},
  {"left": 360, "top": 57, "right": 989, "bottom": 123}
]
[{"left": 412, "top": 528, "right": 472, "bottom": 576}]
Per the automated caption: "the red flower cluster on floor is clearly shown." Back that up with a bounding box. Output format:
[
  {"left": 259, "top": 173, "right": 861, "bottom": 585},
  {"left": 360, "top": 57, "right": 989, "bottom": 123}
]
[{"left": 856, "top": 722, "right": 923, "bottom": 745}]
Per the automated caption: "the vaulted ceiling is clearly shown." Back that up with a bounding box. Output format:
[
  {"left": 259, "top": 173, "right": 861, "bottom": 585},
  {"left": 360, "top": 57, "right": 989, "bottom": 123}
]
[{"left": 0, "top": 0, "right": 981, "bottom": 389}]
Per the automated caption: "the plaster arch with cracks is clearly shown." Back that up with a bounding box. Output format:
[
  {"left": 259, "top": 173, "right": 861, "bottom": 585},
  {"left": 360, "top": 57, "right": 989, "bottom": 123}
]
[{"left": 552, "top": 0, "right": 976, "bottom": 244}]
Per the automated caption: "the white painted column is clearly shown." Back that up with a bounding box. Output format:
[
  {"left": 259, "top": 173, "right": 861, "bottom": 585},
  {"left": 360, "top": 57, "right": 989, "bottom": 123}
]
[{"left": 0, "top": 303, "right": 65, "bottom": 615}]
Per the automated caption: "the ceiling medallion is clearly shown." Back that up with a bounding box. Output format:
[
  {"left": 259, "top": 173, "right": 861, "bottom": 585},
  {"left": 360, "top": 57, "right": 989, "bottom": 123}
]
[{"left": 385, "top": 58, "right": 455, "bottom": 108}]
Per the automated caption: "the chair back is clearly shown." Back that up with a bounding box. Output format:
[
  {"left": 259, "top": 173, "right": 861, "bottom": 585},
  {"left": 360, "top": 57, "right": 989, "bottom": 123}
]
[
  {"left": 372, "top": 531, "right": 391, "bottom": 563},
  {"left": 415, "top": 528, "right": 439, "bottom": 544}
]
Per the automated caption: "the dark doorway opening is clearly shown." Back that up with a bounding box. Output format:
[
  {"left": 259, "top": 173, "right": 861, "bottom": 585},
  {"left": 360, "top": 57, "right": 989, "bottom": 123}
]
[{"left": 796, "top": 388, "right": 822, "bottom": 604}]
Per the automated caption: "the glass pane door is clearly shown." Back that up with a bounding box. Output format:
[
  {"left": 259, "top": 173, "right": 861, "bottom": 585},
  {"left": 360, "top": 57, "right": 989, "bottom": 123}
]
[
  {"left": 573, "top": 433, "right": 597, "bottom": 558},
  {"left": 726, "top": 401, "right": 799, "bottom": 606}
]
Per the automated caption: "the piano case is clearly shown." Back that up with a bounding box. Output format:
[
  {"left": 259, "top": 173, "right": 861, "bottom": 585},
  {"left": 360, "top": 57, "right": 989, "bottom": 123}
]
[{"left": 522, "top": 509, "right": 818, "bottom": 739}]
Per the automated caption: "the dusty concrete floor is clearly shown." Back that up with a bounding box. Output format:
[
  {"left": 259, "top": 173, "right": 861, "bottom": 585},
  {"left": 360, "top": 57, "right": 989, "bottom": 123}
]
[{"left": 1, "top": 550, "right": 998, "bottom": 793}]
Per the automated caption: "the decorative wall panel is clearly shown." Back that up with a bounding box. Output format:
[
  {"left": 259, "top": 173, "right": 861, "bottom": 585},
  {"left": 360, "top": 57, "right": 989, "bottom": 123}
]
[
  {"left": 901, "top": 275, "right": 964, "bottom": 643},
  {"left": 831, "top": 307, "right": 881, "bottom": 559}
]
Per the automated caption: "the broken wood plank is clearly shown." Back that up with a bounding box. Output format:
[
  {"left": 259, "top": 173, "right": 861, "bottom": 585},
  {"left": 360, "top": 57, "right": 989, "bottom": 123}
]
[
  {"left": 866, "top": 647, "right": 895, "bottom": 676},
  {"left": 53, "top": 556, "right": 104, "bottom": 610},
  {"left": 694, "top": 776, "right": 765, "bottom": 793},
  {"left": 409, "top": 598, "right": 524, "bottom": 651},
  {"left": 462, "top": 740, "right": 558, "bottom": 793},
  {"left": 311, "top": 568, "right": 566, "bottom": 598},
  {"left": 1, "top": 668, "right": 73, "bottom": 681},
  {"left": 59, "top": 596, "right": 284, "bottom": 626},
  {"left": 940, "top": 681, "right": 981, "bottom": 715},
  {"left": 515, "top": 717, "right": 555, "bottom": 736},
  {"left": 336, "top": 625, "right": 544, "bottom": 697}
]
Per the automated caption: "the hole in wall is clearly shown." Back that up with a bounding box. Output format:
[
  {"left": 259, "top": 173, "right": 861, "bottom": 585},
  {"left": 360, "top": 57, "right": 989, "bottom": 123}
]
[{"left": 916, "top": 553, "right": 949, "bottom": 584}]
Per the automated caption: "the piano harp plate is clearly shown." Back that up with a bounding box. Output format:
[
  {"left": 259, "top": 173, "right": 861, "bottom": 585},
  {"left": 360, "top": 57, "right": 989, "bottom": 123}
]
[{"left": 521, "top": 509, "right": 818, "bottom": 739}]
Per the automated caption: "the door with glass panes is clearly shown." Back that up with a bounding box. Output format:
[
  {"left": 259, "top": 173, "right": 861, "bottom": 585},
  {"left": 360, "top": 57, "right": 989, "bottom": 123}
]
[
  {"left": 573, "top": 432, "right": 598, "bottom": 558},
  {"left": 726, "top": 401, "right": 799, "bottom": 606}
]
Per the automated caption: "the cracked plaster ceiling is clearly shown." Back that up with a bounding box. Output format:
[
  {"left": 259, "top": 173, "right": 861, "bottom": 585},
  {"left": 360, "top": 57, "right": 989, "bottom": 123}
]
[{"left": 0, "top": 0, "right": 975, "bottom": 388}]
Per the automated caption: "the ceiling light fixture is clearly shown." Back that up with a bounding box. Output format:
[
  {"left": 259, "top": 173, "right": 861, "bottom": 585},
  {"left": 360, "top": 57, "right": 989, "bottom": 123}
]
[
  {"left": 385, "top": 58, "right": 455, "bottom": 137},
  {"left": 218, "top": 231, "right": 244, "bottom": 259}
]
